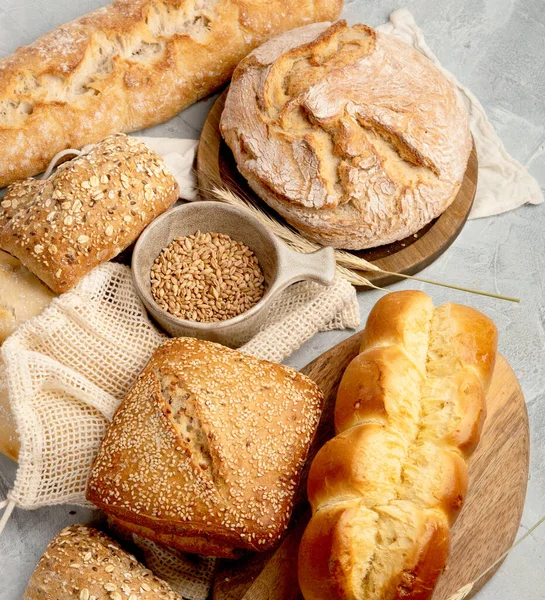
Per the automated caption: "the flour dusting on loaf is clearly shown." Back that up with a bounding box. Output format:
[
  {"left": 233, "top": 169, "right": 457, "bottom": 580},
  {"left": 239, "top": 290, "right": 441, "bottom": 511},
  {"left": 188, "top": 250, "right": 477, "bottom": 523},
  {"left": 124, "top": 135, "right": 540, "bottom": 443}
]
[
  {"left": 221, "top": 21, "right": 472, "bottom": 249},
  {"left": 0, "top": 0, "right": 343, "bottom": 187}
]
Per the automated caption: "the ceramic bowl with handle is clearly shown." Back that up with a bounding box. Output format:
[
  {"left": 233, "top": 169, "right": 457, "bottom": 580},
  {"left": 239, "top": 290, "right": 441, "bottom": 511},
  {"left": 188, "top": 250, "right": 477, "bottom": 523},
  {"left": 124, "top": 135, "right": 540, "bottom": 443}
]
[{"left": 132, "top": 201, "right": 336, "bottom": 347}]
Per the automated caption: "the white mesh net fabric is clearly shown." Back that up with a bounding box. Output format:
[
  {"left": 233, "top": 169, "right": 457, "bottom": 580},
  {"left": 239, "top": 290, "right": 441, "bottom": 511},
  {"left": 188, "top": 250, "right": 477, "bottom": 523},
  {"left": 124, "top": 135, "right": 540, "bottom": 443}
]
[
  {"left": 1, "top": 261, "right": 359, "bottom": 600},
  {"left": 135, "top": 535, "right": 217, "bottom": 600},
  {"left": 242, "top": 277, "right": 359, "bottom": 362},
  {"left": 3, "top": 264, "right": 167, "bottom": 508}
]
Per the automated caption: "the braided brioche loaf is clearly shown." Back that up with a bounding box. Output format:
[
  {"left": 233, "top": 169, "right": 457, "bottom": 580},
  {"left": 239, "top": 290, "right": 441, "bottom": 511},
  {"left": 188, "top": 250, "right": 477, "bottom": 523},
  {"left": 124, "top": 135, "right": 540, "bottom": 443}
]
[{"left": 298, "top": 290, "right": 497, "bottom": 600}]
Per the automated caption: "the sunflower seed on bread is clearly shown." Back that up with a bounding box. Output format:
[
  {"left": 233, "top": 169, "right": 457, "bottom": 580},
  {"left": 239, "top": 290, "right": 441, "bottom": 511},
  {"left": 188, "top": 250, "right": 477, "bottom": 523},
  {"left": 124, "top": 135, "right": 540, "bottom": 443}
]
[
  {"left": 0, "top": 134, "right": 179, "bottom": 294},
  {"left": 23, "top": 525, "right": 182, "bottom": 600}
]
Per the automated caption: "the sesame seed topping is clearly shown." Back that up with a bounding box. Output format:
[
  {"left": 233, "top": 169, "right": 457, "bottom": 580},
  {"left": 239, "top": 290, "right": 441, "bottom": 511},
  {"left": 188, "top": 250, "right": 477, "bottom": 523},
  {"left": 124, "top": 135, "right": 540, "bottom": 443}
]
[{"left": 88, "top": 338, "right": 323, "bottom": 554}]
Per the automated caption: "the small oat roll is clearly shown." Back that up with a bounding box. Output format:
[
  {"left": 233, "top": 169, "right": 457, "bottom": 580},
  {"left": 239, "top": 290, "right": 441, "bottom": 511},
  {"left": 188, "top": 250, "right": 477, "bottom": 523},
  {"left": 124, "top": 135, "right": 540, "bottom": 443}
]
[
  {"left": 23, "top": 525, "right": 182, "bottom": 600},
  {"left": 298, "top": 290, "right": 497, "bottom": 600},
  {"left": 0, "top": 134, "right": 179, "bottom": 293}
]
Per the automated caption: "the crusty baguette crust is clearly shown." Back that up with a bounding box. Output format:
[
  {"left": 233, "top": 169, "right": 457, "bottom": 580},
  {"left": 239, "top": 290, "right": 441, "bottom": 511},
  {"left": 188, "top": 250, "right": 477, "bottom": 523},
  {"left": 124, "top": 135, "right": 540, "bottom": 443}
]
[
  {"left": 0, "top": 134, "right": 179, "bottom": 293},
  {"left": 221, "top": 21, "right": 472, "bottom": 249},
  {"left": 0, "top": 0, "right": 343, "bottom": 188},
  {"left": 87, "top": 337, "right": 323, "bottom": 557},
  {"left": 23, "top": 525, "right": 182, "bottom": 599},
  {"left": 298, "top": 291, "right": 497, "bottom": 600}
]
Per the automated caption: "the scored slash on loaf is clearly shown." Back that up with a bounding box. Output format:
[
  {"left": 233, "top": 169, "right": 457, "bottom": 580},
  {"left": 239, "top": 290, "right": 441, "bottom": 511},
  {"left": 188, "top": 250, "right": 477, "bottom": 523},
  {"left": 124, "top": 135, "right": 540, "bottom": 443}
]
[
  {"left": 221, "top": 20, "right": 472, "bottom": 250},
  {"left": 87, "top": 337, "right": 324, "bottom": 558},
  {"left": 0, "top": 0, "right": 343, "bottom": 187},
  {"left": 298, "top": 290, "right": 498, "bottom": 600}
]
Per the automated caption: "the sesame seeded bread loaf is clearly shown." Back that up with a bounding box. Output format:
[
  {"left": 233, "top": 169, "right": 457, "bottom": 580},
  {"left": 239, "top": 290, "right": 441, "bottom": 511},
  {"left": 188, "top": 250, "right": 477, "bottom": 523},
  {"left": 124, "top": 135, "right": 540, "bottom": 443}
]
[
  {"left": 297, "top": 291, "right": 497, "bottom": 600},
  {"left": 0, "top": 134, "right": 178, "bottom": 293},
  {"left": 23, "top": 525, "right": 182, "bottom": 600},
  {"left": 221, "top": 21, "right": 472, "bottom": 249},
  {"left": 0, "top": 0, "right": 343, "bottom": 187},
  {"left": 87, "top": 337, "right": 324, "bottom": 558}
]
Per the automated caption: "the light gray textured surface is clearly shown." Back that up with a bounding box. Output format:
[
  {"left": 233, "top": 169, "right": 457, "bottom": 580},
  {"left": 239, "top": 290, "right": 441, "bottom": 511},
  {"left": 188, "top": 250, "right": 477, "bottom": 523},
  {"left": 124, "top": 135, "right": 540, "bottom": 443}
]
[{"left": 0, "top": 1, "right": 544, "bottom": 598}]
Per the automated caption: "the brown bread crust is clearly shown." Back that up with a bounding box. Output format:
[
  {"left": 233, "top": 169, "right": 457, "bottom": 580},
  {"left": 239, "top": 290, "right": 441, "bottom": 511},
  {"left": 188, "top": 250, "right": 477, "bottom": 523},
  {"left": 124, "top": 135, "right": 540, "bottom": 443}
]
[
  {"left": 0, "top": 0, "right": 343, "bottom": 187},
  {"left": 0, "top": 134, "right": 179, "bottom": 293},
  {"left": 87, "top": 337, "right": 324, "bottom": 557},
  {"left": 23, "top": 525, "right": 182, "bottom": 599}
]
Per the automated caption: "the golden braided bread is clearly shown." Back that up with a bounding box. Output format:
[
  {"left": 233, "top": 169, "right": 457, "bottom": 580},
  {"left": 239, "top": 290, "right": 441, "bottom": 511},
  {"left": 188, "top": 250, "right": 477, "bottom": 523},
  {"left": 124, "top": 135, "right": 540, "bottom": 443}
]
[{"left": 298, "top": 290, "right": 497, "bottom": 600}]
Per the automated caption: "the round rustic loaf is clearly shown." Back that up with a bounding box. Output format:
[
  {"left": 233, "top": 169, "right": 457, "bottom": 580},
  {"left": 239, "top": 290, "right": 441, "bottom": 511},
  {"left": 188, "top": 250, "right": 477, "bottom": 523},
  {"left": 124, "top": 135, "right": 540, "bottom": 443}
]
[{"left": 220, "top": 21, "right": 472, "bottom": 250}]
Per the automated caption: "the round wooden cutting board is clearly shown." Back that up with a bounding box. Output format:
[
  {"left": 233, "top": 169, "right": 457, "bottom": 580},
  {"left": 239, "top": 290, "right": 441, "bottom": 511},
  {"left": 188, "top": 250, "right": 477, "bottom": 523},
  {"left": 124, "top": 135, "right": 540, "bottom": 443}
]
[
  {"left": 197, "top": 91, "right": 478, "bottom": 288},
  {"left": 212, "top": 331, "right": 530, "bottom": 600}
]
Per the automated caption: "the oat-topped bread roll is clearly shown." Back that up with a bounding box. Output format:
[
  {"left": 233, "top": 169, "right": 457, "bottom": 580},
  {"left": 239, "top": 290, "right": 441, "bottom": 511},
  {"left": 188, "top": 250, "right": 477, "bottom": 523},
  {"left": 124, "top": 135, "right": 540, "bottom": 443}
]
[
  {"left": 221, "top": 21, "right": 472, "bottom": 250},
  {"left": 298, "top": 291, "right": 497, "bottom": 600},
  {"left": 0, "top": 0, "right": 343, "bottom": 188},
  {"left": 87, "top": 337, "right": 323, "bottom": 558},
  {"left": 0, "top": 134, "right": 178, "bottom": 293},
  {"left": 23, "top": 525, "right": 182, "bottom": 600}
]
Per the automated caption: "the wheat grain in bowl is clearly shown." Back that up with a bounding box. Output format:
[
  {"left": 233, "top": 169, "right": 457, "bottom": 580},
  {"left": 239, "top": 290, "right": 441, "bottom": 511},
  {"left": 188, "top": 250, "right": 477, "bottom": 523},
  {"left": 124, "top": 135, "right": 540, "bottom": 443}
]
[{"left": 150, "top": 231, "right": 265, "bottom": 323}]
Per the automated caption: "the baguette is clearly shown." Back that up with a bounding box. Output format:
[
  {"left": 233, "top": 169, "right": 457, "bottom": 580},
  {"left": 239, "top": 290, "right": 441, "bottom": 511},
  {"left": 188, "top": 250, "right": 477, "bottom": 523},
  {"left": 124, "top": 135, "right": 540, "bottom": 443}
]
[
  {"left": 0, "top": 134, "right": 178, "bottom": 293},
  {"left": 87, "top": 337, "right": 323, "bottom": 558},
  {"left": 23, "top": 525, "right": 182, "bottom": 599},
  {"left": 0, "top": 0, "right": 343, "bottom": 188},
  {"left": 298, "top": 290, "right": 497, "bottom": 600}
]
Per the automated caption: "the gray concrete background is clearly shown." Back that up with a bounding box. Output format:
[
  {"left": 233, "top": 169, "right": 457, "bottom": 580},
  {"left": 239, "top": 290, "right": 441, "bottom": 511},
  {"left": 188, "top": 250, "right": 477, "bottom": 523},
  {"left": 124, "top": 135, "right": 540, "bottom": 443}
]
[{"left": 0, "top": 0, "right": 544, "bottom": 598}]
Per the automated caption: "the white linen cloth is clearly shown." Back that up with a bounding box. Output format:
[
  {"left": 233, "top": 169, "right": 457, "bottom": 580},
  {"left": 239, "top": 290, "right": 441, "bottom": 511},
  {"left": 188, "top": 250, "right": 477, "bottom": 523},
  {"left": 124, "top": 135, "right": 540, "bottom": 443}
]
[{"left": 378, "top": 9, "right": 543, "bottom": 218}]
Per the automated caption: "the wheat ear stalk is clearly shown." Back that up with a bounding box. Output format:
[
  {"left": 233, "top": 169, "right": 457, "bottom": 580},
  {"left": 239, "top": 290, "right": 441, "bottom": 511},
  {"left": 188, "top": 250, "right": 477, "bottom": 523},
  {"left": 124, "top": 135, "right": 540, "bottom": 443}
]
[
  {"left": 445, "top": 583, "right": 475, "bottom": 600},
  {"left": 211, "top": 187, "right": 381, "bottom": 289},
  {"left": 210, "top": 187, "right": 519, "bottom": 302}
]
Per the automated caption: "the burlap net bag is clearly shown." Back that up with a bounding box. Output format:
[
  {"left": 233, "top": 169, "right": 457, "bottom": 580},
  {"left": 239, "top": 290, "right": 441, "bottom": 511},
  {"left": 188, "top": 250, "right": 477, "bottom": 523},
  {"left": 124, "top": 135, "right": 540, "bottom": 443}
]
[{"left": 0, "top": 261, "right": 359, "bottom": 599}]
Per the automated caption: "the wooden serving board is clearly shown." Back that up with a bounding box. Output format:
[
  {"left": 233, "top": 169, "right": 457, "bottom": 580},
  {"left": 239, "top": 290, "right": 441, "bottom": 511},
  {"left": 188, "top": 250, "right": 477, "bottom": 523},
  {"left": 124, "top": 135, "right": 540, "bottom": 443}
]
[
  {"left": 213, "top": 332, "right": 530, "bottom": 600},
  {"left": 197, "top": 91, "right": 478, "bottom": 288}
]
